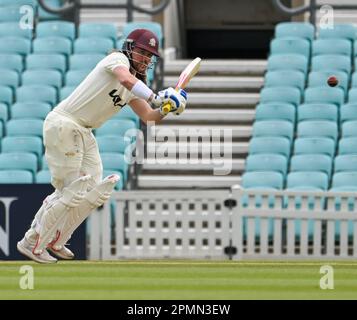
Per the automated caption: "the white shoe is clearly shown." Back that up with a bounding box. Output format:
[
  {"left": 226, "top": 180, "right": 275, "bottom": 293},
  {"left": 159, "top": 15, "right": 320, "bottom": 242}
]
[
  {"left": 48, "top": 246, "right": 75, "bottom": 260},
  {"left": 17, "top": 238, "right": 58, "bottom": 264}
]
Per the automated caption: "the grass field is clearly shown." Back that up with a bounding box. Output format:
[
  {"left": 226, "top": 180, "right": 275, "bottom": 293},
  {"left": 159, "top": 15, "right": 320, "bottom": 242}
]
[{"left": 1, "top": 260, "right": 357, "bottom": 300}]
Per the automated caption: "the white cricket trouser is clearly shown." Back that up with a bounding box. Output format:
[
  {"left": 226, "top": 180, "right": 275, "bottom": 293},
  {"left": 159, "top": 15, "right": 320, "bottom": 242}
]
[
  {"left": 25, "top": 109, "right": 103, "bottom": 244},
  {"left": 44, "top": 109, "right": 103, "bottom": 190}
]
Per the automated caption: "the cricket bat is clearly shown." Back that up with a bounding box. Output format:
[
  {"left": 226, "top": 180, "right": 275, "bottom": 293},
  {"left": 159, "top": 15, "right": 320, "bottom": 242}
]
[{"left": 161, "top": 57, "right": 202, "bottom": 115}]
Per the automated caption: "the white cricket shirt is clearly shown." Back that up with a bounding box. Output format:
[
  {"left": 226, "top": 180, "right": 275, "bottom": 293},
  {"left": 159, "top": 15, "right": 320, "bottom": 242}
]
[{"left": 55, "top": 52, "right": 137, "bottom": 128}]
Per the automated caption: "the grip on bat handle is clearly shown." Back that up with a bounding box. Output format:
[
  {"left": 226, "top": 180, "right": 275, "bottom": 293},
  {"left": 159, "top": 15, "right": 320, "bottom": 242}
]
[
  {"left": 162, "top": 87, "right": 180, "bottom": 115},
  {"left": 161, "top": 103, "right": 171, "bottom": 115}
]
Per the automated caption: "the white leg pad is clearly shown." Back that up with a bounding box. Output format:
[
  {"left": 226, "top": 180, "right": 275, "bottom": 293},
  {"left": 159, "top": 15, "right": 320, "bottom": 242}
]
[
  {"left": 33, "top": 175, "right": 92, "bottom": 254},
  {"left": 52, "top": 174, "right": 120, "bottom": 250}
]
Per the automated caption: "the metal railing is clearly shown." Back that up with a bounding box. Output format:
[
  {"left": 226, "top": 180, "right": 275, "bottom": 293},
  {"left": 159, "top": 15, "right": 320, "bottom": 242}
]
[
  {"left": 38, "top": 0, "right": 171, "bottom": 25},
  {"left": 272, "top": 0, "right": 357, "bottom": 25}
]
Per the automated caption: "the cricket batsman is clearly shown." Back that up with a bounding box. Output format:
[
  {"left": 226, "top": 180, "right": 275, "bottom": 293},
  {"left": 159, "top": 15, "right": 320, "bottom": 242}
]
[{"left": 17, "top": 28, "right": 188, "bottom": 263}]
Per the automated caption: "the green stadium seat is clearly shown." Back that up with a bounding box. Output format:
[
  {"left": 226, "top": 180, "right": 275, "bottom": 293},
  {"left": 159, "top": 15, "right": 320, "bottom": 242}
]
[
  {"left": 122, "top": 22, "right": 163, "bottom": 46},
  {"left": 286, "top": 171, "right": 328, "bottom": 190},
  {"left": 348, "top": 88, "right": 357, "bottom": 103},
  {"left": 308, "top": 71, "right": 348, "bottom": 93},
  {"left": 22, "top": 69, "right": 63, "bottom": 90},
  {"left": 0, "top": 36, "right": 31, "bottom": 55},
  {"left": 0, "top": 6, "right": 25, "bottom": 22},
  {"left": 69, "top": 54, "right": 104, "bottom": 70},
  {"left": 248, "top": 136, "right": 291, "bottom": 157},
  {"left": 245, "top": 154, "right": 288, "bottom": 176},
  {"left": 11, "top": 102, "right": 51, "bottom": 120},
  {"left": 0, "top": 152, "right": 37, "bottom": 175},
  {"left": 242, "top": 171, "right": 284, "bottom": 189},
  {"left": 318, "top": 24, "right": 356, "bottom": 42},
  {"left": 260, "top": 87, "right": 301, "bottom": 106},
  {"left": 0, "top": 121, "right": 3, "bottom": 138},
  {"left": 0, "top": 85, "right": 13, "bottom": 106},
  {"left": 252, "top": 120, "right": 294, "bottom": 141},
  {"left": 0, "top": 0, "right": 36, "bottom": 5},
  {"left": 1, "top": 136, "right": 43, "bottom": 158},
  {"left": 96, "top": 119, "right": 137, "bottom": 139},
  {"left": 304, "top": 87, "right": 344, "bottom": 106},
  {"left": 352, "top": 73, "right": 357, "bottom": 87},
  {"left": 17, "top": 85, "right": 57, "bottom": 106},
  {"left": 290, "top": 154, "right": 332, "bottom": 177},
  {"left": 79, "top": 23, "right": 117, "bottom": 43},
  {"left": 26, "top": 54, "right": 67, "bottom": 74},
  {"left": 74, "top": 38, "right": 114, "bottom": 55},
  {"left": 97, "top": 135, "right": 131, "bottom": 154},
  {"left": 6, "top": 119, "right": 43, "bottom": 137},
  {"left": 298, "top": 103, "right": 338, "bottom": 122},
  {"left": 255, "top": 103, "right": 295, "bottom": 123},
  {"left": 342, "top": 120, "right": 357, "bottom": 137},
  {"left": 338, "top": 137, "right": 357, "bottom": 155},
  {"left": 265, "top": 70, "right": 305, "bottom": 92},
  {"left": 311, "top": 54, "right": 351, "bottom": 74},
  {"left": 38, "top": 0, "right": 62, "bottom": 21},
  {"left": 41, "top": 154, "right": 48, "bottom": 170},
  {"left": 0, "top": 54, "right": 23, "bottom": 73},
  {"left": 275, "top": 22, "right": 315, "bottom": 41},
  {"left": 35, "top": 170, "right": 51, "bottom": 183},
  {"left": 340, "top": 103, "right": 357, "bottom": 123},
  {"left": 112, "top": 105, "right": 140, "bottom": 127},
  {"left": 270, "top": 37, "right": 310, "bottom": 57},
  {"left": 334, "top": 155, "right": 357, "bottom": 173},
  {"left": 0, "top": 69, "right": 20, "bottom": 90},
  {"left": 33, "top": 37, "right": 72, "bottom": 56},
  {"left": 116, "top": 38, "right": 124, "bottom": 50},
  {"left": 0, "top": 102, "right": 8, "bottom": 124},
  {"left": 312, "top": 39, "right": 352, "bottom": 56},
  {"left": 0, "top": 170, "right": 33, "bottom": 184},
  {"left": 101, "top": 152, "right": 128, "bottom": 181},
  {"left": 65, "top": 69, "right": 90, "bottom": 86},
  {"left": 297, "top": 120, "right": 338, "bottom": 142},
  {"left": 0, "top": 22, "right": 33, "bottom": 39},
  {"left": 331, "top": 172, "right": 357, "bottom": 191},
  {"left": 60, "top": 86, "right": 76, "bottom": 100},
  {"left": 36, "top": 21, "right": 76, "bottom": 40},
  {"left": 294, "top": 137, "right": 335, "bottom": 157},
  {"left": 267, "top": 54, "right": 308, "bottom": 74}
]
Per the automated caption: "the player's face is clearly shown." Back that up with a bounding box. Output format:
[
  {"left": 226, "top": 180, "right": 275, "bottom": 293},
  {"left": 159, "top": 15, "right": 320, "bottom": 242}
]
[{"left": 132, "top": 48, "right": 153, "bottom": 74}]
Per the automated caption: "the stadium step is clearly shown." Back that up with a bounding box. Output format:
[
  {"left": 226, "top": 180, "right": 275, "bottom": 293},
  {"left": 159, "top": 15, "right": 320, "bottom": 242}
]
[
  {"left": 164, "top": 109, "right": 255, "bottom": 124},
  {"left": 137, "top": 57, "right": 265, "bottom": 189},
  {"left": 146, "top": 142, "right": 249, "bottom": 156},
  {"left": 149, "top": 124, "right": 252, "bottom": 139},
  {"left": 142, "top": 159, "right": 245, "bottom": 173},
  {"left": 164, "top": 59, "right": 267, "bottom": 76},
  {"left": 184, "top": 92, "right": 259, "bottom": 108},
  {"left": 164, "top": 76, "right": 264, "bottom": 93},
  {"left": 138, "top": 175, "right": 242, "bottom": 189}
]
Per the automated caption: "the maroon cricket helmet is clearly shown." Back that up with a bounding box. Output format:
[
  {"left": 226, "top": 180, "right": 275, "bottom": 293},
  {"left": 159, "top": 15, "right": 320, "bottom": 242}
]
[{"left": 125, "top": 29, "right": 160, "bottom": 57}]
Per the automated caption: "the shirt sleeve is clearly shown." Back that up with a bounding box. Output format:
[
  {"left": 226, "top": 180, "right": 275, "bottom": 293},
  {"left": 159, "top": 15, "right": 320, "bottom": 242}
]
[{"left": 101, "top": 52, "right": 130, "bottom": 73}]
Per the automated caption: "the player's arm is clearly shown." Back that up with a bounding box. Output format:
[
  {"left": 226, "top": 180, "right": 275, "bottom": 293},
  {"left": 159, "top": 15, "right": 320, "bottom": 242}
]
[
  {"left": 129, "top": 98, "right": 164, "bottom": 124},
  {"left": 113, "top": 66, "right": 156, "bottom": 103},
  {"left": 113, "top": 65, "right": 187, "bottom": 120}
]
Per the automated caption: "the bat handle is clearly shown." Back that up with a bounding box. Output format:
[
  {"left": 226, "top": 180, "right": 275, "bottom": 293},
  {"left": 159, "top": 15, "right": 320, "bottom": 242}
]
[
  {"left": 161, "top": 87, "right": 179, "bottom": 115},
  {"left": 161, "top": 103, "right": 172, "bottom": 115}
]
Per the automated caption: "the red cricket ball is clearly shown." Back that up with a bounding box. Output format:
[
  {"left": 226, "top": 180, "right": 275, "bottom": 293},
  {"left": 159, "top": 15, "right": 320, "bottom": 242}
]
[{"left": 327, "top": 76, "right": 339, "bottom": 87}]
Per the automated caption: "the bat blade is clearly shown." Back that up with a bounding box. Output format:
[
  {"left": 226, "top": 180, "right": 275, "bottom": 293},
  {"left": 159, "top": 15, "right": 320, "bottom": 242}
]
[
  {"left": 176, "top": 57, "right": 201, "bottom": 89},
  {"left": 161, "top": 57, "right": 201, "bottom": 115}
]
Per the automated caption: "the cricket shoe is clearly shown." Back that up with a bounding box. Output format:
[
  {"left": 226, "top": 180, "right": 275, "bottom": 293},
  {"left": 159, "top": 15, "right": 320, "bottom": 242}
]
[
  {"left": 17, "top": 238, "right": 58, "bottom": 264},
  {"left": 47, "top": 245, "right": 75, "bottom": 260}
]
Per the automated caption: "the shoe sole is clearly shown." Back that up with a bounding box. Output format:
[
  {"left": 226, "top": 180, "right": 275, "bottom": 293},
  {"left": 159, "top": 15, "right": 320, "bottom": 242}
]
[
  {"left": 17, "top": 242, "right": 57, "bottom": 264},
  {"left": 48, "top": 247, "right": 74, "bottom": 260}
]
